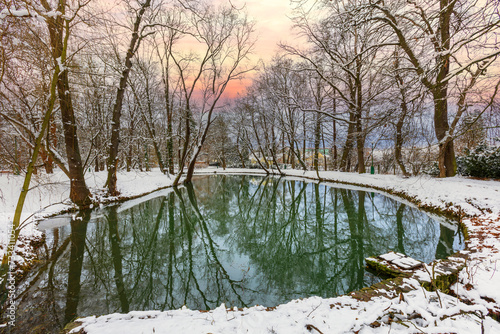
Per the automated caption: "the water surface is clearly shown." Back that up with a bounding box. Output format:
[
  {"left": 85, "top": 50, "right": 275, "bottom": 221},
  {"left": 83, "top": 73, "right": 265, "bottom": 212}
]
[{"left": 5, "top": 175, "right": 463, "bottom": 333}]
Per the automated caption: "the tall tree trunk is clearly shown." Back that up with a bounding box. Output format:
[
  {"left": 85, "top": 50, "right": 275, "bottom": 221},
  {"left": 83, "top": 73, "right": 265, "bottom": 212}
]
[
  {"left": 281, "top": 132, "right": 286, "bottom": 165},
  {"left": 166, "top": 108, "right": 174, "bottom": 174},
  {"left": 57, "top": 70, "right": 91, "bottom": 205},
  {"left": 106, "top": 0, "right": 152, "bottom": 195},
  {"left": 433, "top": 88, "right": 456, "bottom": 177},
  {"left": 341, "top": 110, "right": 356, "bottom": 171},
  {"left": 430, "top": 0, "right": 456, "bottom": 177},
  {"left": 395, "top": 111, "right": 408, "bottom": 176},
  {"left": 95, "top": 136, "right": 101, "bottom": 172},
  {"left": 141, "top": 84, "right": 166, "bottom": 173},
  {"left": 355, "top": 129, "right": 365, "bottom": 174},
  {"left": 355, "top": 56, "right": 365, "bottom": 174},
  {"left": 126, "top": 123, "right": 134, "bottom": 172},
  {"left": 173, "top": 108, "right": 192, "bottom": 186},
  {"left": 394, "top": 49, "right": 409, "bottom": 176},
  {"left": 437, "top": 9, "right": 456, "bottom": 177},
  {"left": 252, "top": 114, "right": 269, "bottom": 169},
  {"left": 45, "top": 2, "right": 90, "bottom": 206},
  {"left": 302, "top": 112, "right": 306, "bottom": 165},
  {"left": 314, "top": 111, "right": 321, "bottom": 175},
  {"left": 332, "top": 108, "right": 338, "bottom": 170},
  {"left": 39, "top": 115, "right": 56, "bottom": 173},
  {"left": 163, "top": 63, "right": 175, "bottom": 175},
  {"left": 287, "top": 133, "right": 297, "bottom": 169},
  {"left": 290, "top": 139, "right": 308, "bottom": 171},
  {"left": 288, "top": 108, "right": 296, "bottom": 169},
  {"left": 236, "top": 135, "right": 246, "bottom": 168}
]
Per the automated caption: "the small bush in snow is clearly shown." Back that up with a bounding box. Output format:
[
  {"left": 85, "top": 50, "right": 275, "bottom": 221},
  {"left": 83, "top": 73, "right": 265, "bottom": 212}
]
[
  {"left": 422, "top": 162, "right": 440, "bottom": 177},
  {"left": 457, "top": 144, "right": 500, "bottom": 179}
]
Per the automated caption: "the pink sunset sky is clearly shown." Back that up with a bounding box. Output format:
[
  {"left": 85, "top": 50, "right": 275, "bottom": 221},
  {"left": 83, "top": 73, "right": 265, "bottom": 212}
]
[
  {"left": 232, "top": 0, "right": 296, "bottom": 59},
  {"left": 220, "top": 0, "right": 298, "bottom": 98}
]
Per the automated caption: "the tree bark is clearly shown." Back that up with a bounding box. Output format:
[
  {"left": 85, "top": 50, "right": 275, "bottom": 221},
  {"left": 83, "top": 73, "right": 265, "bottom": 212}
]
[
  {"left": 341, "top": 110, "right": 356, "bottom": 171},
  {"left": 395, "top": 113, "right": 408, "bottom": 176},
  {"left": 314, "top": 111, "right": 321, "bottom": 174},
  {"left": 393, "top": 50, "right": 409, "bottom": 176},
  {"left": 166, "top": 106, "right": 174, "bottom": 174},
  {"left": 45, "top": 0, "right": 91, "bottom": 206},
  {"left": 355, "top": 55, "right": 365, "bottom": 174},
  {"left": 162, "top": 61, "right": 175, "bottom": 174},
  {"left": 56, "top": 70, "right": 91, "bottom": 205},
  {"left": 173, "top": 108, "right": 192, "bottom": 186},
  {"left": 332, "top": 103, "right": 338, "bottom": 170},
  {"left": 106, "top": 0, "right": 152, "bottom": 195},
  {"left": 433, "top": 88, "right": 456, "bottom": 177},
  {"left": 435, "top": 0, "right": 456, "bottom": 177}
]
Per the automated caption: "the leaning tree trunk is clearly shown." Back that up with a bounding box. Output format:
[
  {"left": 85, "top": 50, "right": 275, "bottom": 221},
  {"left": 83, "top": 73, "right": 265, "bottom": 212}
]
[
  {"left": 173, "top": 107, "right": 192, "bottom": 186},
  {"left": 107, "top": 53, "right": 135, "bottom": 195},
  {"left": 236, "top": 135, "right": 246, "bottom": 168},
  {"left": 57, "top": 70, "right": 91, "bottom": 206},
  {"left": 0, "top": 69, "right": 59, "bottom": 279},
  {"left": 106, "top": 0, "right": 152, "bottom": 195}
]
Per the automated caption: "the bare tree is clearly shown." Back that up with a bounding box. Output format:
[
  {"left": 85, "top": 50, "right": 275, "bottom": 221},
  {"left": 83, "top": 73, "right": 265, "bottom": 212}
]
[
  {"left": 283, "top": 0, "right": 393, "bottom": 173},
  {"left": 170, "top": 1, "right": 255, "bottom": 185},
  {"left": 129, "top": 53, "right": 167, "bottom": 173},
  {"left": 0, "top": 0, "right": 86, "bottom": 276},
  {"left": 105, "top": 0, "right": 157, "bottom": 196},
  {"left": 360, "top": 0, "right": 500, "bottom": 176},
  {"left": 1, "top": 0, "right": 93, "bottom": 205},
  {"left": 154, "top": 9, "right": 184, "bottom": 174}
]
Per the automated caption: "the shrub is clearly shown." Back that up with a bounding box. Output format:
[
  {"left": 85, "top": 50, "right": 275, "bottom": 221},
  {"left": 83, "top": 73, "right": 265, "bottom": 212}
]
[
  {"left": 457, "top": 144, "right": 500, "bottom": 179},
  {"left": 422, "top": 161, "right": 440, "bottom": 177}
]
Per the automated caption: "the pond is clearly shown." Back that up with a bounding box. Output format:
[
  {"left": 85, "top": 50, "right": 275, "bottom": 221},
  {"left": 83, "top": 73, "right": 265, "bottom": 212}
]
[{"left": 5, "top": 175, "right": 464, "bottom": 333}]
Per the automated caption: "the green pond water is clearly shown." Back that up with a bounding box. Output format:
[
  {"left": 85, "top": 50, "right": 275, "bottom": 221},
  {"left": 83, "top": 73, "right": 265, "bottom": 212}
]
[{"left": 4, "top": 175, "right": 464, "bottom": 333}]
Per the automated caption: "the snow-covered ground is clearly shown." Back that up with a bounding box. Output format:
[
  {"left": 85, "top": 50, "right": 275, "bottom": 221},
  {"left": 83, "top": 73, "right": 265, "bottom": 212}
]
[
  {"left": 0, "top": 169, "right": 175, "bottom": 267},
  {"left": 1, "top": 167, "right": 499, "bottom": 333}
]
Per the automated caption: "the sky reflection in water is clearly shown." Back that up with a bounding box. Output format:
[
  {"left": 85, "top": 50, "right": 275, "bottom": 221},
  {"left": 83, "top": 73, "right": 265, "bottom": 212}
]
[{"left": 9, "top": 175, "right": 464, "bottom": 333}]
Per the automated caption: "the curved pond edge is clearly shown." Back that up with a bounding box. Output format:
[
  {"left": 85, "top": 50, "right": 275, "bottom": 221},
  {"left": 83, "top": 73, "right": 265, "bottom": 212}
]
[
  {"left": 197, "top": 168, "right": 471, "bottom": 220},
  {"left": 6, "top": 168, "right": 500, "bottom": 331}
]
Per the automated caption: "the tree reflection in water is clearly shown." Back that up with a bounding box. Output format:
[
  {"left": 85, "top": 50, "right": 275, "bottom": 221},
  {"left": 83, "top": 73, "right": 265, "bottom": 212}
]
[{"left": 6, "top": 175, "right": 464, "bottom": 333}]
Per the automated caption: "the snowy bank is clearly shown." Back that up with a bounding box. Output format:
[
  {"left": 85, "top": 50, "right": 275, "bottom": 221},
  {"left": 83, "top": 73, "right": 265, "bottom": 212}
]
[
  {"left": 69, "top": 282, "right": 497, "bottom": 334},
  {"left": 1, "top": 167, "right": 500, "bottom": 333},
  {"left": 0, "top": 169, "right": 176, "bottom": 266}
]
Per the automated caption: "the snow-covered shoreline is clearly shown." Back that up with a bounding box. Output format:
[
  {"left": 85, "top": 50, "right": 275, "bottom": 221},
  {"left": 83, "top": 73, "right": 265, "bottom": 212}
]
[{"left": 1, "top": 168, "right": 499, "bottom": 333}]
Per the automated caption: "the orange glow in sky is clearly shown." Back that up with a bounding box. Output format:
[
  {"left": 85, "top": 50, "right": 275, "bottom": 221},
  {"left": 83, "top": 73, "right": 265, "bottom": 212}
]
[
  {"left": 96, "top": 0, "right": 297, "bottom": 99},
  {"left": 222, "top": 77, "right": 253, "bottom": 99},
  {"left": 218, "top": 0, "right": 297, "bottom": 97}
]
